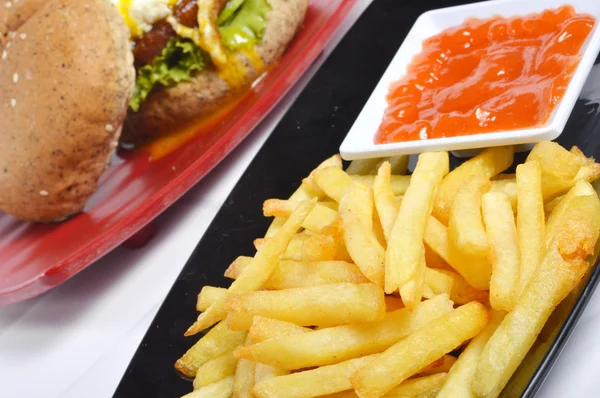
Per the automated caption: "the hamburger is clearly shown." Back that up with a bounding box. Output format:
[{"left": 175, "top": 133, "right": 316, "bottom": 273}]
[{"left": 0, "top": 0, "right": 307, "bottom": 222}]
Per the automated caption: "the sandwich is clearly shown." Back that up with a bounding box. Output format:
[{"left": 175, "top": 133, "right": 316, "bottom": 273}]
[{"left": 0, "top": 0, "right": 307, "bottom": 222}]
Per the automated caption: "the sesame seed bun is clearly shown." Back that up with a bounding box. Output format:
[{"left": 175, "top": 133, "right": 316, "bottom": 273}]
[
  {"left": 121, "top": 0, "right": 308, "bottom": 145},
  {"left": 0, "top": 0, "right": 135, "bottom": 222}
]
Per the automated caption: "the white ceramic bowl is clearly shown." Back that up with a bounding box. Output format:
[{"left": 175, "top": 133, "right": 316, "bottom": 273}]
[{"left": 339, "top": 0, "right": 600, "bottom": 160}]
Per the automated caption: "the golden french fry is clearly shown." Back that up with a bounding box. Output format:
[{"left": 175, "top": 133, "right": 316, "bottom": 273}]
[
  {"left": 473, "top": 247, "right": 590, "bottom": 398},
  {"left": 235, "top": 294, "right": 453, "bottom": 369},
  {"left": 233, "top": 345, "right": 256, "bottom": 398},
  {"left": 416, "top": 355, "right": 457, "bottom": 377},
  {"left": 248, "top": 317, "right": 311, "bottom": 343},
  {"left": 254, "top": 363, "right": 289, "bottom": 385},
  {"left": 385, "top": 373, "right": 447, "bottom": 397},
  {"left": 435, "top": 268, "right": 489, "bottom": 305},
  {"left": 424, "top": 243, "right": 452, "bottom": 270},
  {"left": 346, "top": 158, "right": 385, "bottom": 175},
  {"left": 526, "top": 141, "right": 583, "bottom": 199},
  {"left": 301, "top": 203, "right": 339, "bottom": 233},
  {"left": 449, "top": 176, "right": 490, "bottom": 258},
  {"left": 387, "top": 155, "right": 410, "bottom": 175},
  {"left": 374, "top": 161, "right": 399, "bottom": 241},
  {"left": 544, "top": 195, "right": 563, "bottom": 217},
  {"left": 386, "top": 152, "right": 449, "bottom": 301},
  {"left": 352, "top": 175, "right": 412, "bottom": 196},
  {"left": 253, "top": 354, "right": 378, "bottom": 398},
  {"left": 226, "top": 283, "right": 386, "bottom": 330},
  {"left": 489, "top": 178, "right": 517, "bottom": 212},
  {"left": 437, "top": 310, "right": 505, "bottom": 398},
  {"left": 433, "top": 146, "right": 514, "bottom": 225},
  {"left": 516, "top": 161, "right": 545, "bottom": 297},
  {"left": 263, "top": 199, "right": 298, "bottom": 218},
  {"left": 339, "top": 182, "right": 386, "bottom": 286},
  {"left": 351, "top": 302, "right": 488, "bottom": 397},
  {"left": 314, "top": 167, "right": 354, "bottom": 202},
  {"left": 176, "top": 321, "right": 247, "bottom": 377},
  {"left": 302, "top": 155, "right": 344, "bottom": 199},
  {"left": 482, "top": 192, "right": 520, "bottom": 312},
  {"left": 282, "top": 233, "right": 337, "bottom": 262},
  {"left": 197, "top": 286, "right": 228, "bottom": 312},
  {"left": 424, "top": 267, "right": 454, "bottom": 298},
  {"left": 225, "top": 256, "right": 369, "bottom": 289},
  {"left": 193, "top": 351, "right": 238, "bottom": 389},
  {"left": 183, "top": 375, "right": 233, "bottom": 398},
  {"left": 265, "top": 155, "right": 341, "bottom": 238},
  {"left": 186, "top": 200, "right": 316, "bottom": 335}
]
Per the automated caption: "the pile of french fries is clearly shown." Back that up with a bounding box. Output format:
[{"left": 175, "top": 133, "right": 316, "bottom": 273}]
[{"left": 176, "top": 141, "right": 600, "bottom": 398}]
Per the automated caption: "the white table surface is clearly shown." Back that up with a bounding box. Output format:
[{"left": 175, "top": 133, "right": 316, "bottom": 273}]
[{"left": 1, "top": 1, "right": 600, "bottom": 397}]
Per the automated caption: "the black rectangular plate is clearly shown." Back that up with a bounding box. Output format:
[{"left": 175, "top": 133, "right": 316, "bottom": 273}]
[{"left": 114, "top": 0, "right": 600, "bottom": 397}]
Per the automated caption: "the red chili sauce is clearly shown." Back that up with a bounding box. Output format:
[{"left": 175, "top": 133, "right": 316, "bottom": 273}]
[{"left": 376, "top": 5, "right": 596, "bottom": 144}]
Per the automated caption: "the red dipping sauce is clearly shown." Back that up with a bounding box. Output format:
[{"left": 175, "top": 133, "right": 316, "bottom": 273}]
[{"left": 376, "top": 5, "right": 596, "bottom": 144}]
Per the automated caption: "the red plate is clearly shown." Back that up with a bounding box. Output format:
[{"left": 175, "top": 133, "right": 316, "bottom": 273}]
[{"left": 0, "top": 0, "right": 357, "bottom": 305}]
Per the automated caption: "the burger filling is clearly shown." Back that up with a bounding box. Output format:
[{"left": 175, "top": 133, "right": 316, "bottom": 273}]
[{"left": 113, "top": 0, "right": 271, "bottom": 111}]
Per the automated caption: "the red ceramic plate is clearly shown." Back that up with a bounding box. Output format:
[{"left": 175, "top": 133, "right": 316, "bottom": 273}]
[{"left": 0, "top": 0, "right": 357, "bottom": 305}]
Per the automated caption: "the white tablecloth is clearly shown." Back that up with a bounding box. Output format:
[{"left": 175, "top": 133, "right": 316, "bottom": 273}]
[{"left": 0, "top": 1, "right": 599, "bottom": 397}]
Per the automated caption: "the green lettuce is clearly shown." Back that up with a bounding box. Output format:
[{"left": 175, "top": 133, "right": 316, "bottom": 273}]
[
  {"left": 130, "top": 38, "right": 206, "bottom": 111},
  {"left": 219, "top": 0, "right": 271, "bottom": 51}
]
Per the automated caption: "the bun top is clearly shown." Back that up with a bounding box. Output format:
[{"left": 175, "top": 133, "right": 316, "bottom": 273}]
[{"left": 0, "top": 0, "right": 135, "bottom": 222}]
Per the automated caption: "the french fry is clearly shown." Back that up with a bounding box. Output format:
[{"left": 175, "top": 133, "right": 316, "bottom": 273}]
[
  {"left": 235, "top": 294, "right": 453, "bottom": 369},
  {"left": 424, "top": 244, "right": 452, "bottom": 271},
  {"left": 314, "top": 167, "right": 354, "bottom": 202},
  {"left": 424, "top": 267, "right": 454, "bottom": 298},
  {"left": 473, "top": 247, "right": 591, "bottom": 398},
  {"left": 482, "top": 192, "right": 520, "bottom": 312},
  {"left": 416, "top": 355, "right": 456, "bottom": 377},
  {"left": 226, "top": 283, "right": 386, "bottom": 330},
  {"left": 175, "top": 321, "right": 247, "bottom": 377},
  {"left": 339, "top": 182, "right": 386, "bottom": 286},
  {"left": 233, "top": 343, "right": 256, "bottom": 398},
  {"left": 387, "top": 155, "right": 410, "bottom": 175},
  {"left": 352, "top": 175, "right": 411, "bottom": 196},
  {"left": 386, "top": 152, "right": 449, "bottom": 304},
  {"left": 447, "top": 176, "right": 492, "bottom": 291},
  {"left": 248, "top": 317, "right": 311, "bottom": 343},
  {"left": 301, "top": 203, "right": 339, "bottom": 233},
  {"left": 281, "top": 233, "right": 337, "bottom": 262},
  {"left": 374, "top": 161, "right": 399, "bottom": 241},
  {"left": 197, "top": 286, "right": 228, "bottom": 312},
  {"left": 186, "top": 200, "right": 316, "bottom": 335},
  {"left": 183, "top": 375, "right": 234, "bottom": 398},
  {"left": 346, "top": 158, "right": 385, "bottom": 175},
  {"left": 516, "top": 161, "right": 545, "bottom": 297},
  {"left": 253, "top": 354, "right": 378, "bottom": 398},
  {"left": 385, "top": 373, "right": 447, "bottom": 397},
  {"left": 254, "top": 363, "right": 289, "bottom": 385},
  {"left": 302, "top": 155, "right": 344, "bottom": 199},
  {"left": 265, "top": 155, "right": 341, "bottom": 238},
  {"left": 433, "top": 146, "right": 514, "bottom": 225},
  {"left": 489, "top": 178, "right": 517, "bottom": 212},
  {"left": 435, "top": 268, "right": 489, "bottom": 305},
  {"left": 225, "top": 256, "right": 369, "bottom": 289},
  {"left": 437, "top": 310, "right": 505, "bottom": 398},
  {"left": 193, "top": 351, "right": 238, "bottom": 389},
  {"left": 350, "top": 301, "right": 488, "bottom": 398}
]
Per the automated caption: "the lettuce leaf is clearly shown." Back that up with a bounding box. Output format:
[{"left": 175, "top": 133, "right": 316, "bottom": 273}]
[
  {"left": 219, "top": 0, "right": 271, "bottom": 51},
  {"left": 129, "top": 38, "right": 206, "bottom": 112}
]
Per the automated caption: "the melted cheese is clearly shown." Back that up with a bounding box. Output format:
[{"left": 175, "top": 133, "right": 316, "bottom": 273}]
[{"left": 112, "top": 0, "right": 177, "bottom": 39}]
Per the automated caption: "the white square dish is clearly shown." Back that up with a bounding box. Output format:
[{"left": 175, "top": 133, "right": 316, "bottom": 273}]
[{"left": 339, "top": 0, "right": 600, "bottom": 160}]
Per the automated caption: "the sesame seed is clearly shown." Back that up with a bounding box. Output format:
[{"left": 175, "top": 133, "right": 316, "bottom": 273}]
[
  {"left": 39, "top": 190, "right": 49, "bottom": 196},
  {"left": 5, "top": 2, "right": 11, "bottom": 8},
  {"left": 19, "top": 33, "right": 26, "bottom": 40},
  {"left": 10, "top": 98, "right": 16, "bottom": 108},
  {"left": 6, "top": 42, "right": 12, "bottom": 49},
  {"left": 12, "top": 73, "right": 18, "bottom": 84},
  {"left": 1, "top": 50, "right": 6, "bottom": 60},
  {"left": 105, "top": 124, "right": 114, "bottom": 132},
  {"left": 9, "top": 31, "right": 16, "bottom": 39}
]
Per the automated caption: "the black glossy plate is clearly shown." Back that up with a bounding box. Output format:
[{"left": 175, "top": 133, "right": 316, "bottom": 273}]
[{"left": 114, "top": 0, "right": 600, "bottom": 397}]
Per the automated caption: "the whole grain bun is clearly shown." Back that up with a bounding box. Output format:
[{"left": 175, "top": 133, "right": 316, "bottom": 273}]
[
  {"left": 0, "top": 0, "right": 48, "bottom": 37},
  {"left": 0, "top": 0, "right": 135, "bottom": 222},
  {"left": 121, "top": 0, "right": 308, "bottom": 144}
]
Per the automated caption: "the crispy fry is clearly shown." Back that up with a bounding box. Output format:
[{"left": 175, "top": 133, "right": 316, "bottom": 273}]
[
  {"left": 386, "top": 373, "right": 447, "bottom": 397},
  {"left": 352, "top": 175, "right": 411, "bottom": 196},
  {"left": 437, "top": 310, "right": 505, "bottom": 398},
  {"left": 226, "top": 283, "right": 385, "bottom": 330},
  {"left": 526, "top": 141, "right": 582, "bottom": 199},
  {"left": 302, "top": 155, "right": 344, "bottom": 199},
  {"left": 197, "top": 286, "right": 228, "bottom": 312},
  {"left": 374, "top": 161, "right": 399, "bottom": 241},
  {"left": 186, "top": 200, "right": 315, "bottom": 335},
  {"left": 281, "top": 233, "right": 337, "bottom": 262},
  {"left": 248, "top": 317, "right": 311, "bottom": 343},
  {"left": 302, "top": 203, "right": 339, "bottom": 233},
  {"left": 433, "top": 146, "right": 514, "bottom": 225},
  {"left": 183, "top": 375, "right": 233, "bottom": 398},
  {"left": 253, "top": 354, "right": 377, "bottom": 398},
  {"left": 254, "top": 363, "right": 290, "bottom": 385},
  {"left": 436, "top": 269, "right": 489, "bottom": 305},
  {"left": 340, "top": 182, "right": 386, "bottom": 286},
  {"left": 386, "top": 152, "right": 449, "bottom": 303},
  {"left": 387, "top": 155, "right": 410, "bottom": 175},
  {"left": 489, "top": 178, "right": 517, "bottom": 212},
  {"left": 235, "top": 294, "right": 453, "bottom": 369},
  {"left": 516, "top": 161, "right": 545, "bottom": 297},
  {"left": 176, "top": 321, "right": 247, "bottom": 377},
  {"left": 346, "top": 158, "right": 385, "bottom": 175},
  {"left": 424, "top": 268, "right": 454, "bottom": 298},
  {"left": 193, "top": 351, "right": 238, "bottom": 389},
  {"left": 482, "top": 192, "right": 520, "bottom": 312},
  {"left": 233, "top": 347, "right": 256, "bottom": 398},
  {"left": 416, "top": 355, "right": 456, "bottom": 377},
  {"left": 351, "top": 301, "right": 488, "bottom": 398},
  {"left": 314, "top": 167, "right": 355, "bottom": 202}
]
